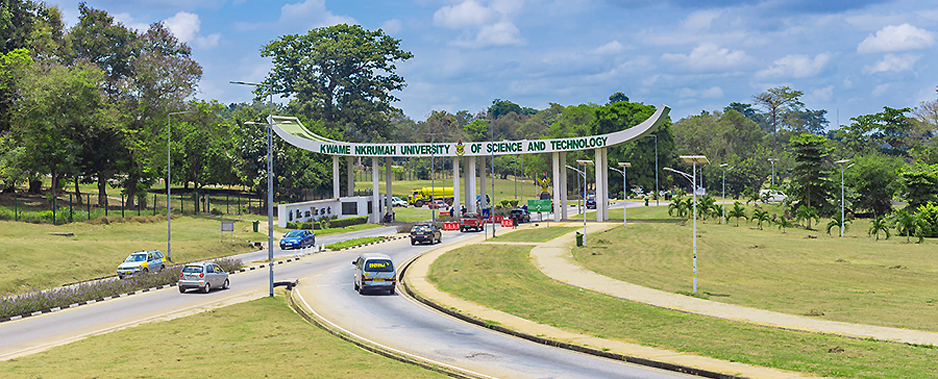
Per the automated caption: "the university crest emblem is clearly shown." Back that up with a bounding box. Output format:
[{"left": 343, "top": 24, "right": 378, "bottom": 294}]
[{"left": 455, "top": 141, "right": 465, "bottom": 156}]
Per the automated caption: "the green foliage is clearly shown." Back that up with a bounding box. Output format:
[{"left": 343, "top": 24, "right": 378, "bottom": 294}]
[
  {"left": 826, "top": 213, "right": 851, "bottom": 236},
  {"left": 788, "top": 134, "right": 835, "bottom": 214},
  {"left": 668, "top": 194, "right": 690, "bottom": 218},
  {"left": 488, "top": 99, "right": 523, "bottom": 120},
  {"left": 835, "top": 106, "right": 914, "bottom": 157},
  {"left": 915, "top": 202, "right": 938, "bottom": 239},
  {"left": 752, "top": 209, "right": 770, "bottom": 230},
  {"left": 752, "top": 86, "right": 804, "bottom": 150},
  {"left": 844, "top": 154, "right": 901, "bottom": 217},
  {"left": 261, "top": 24, "right": 413, "bottom": 141},
  {"left": 898, "top": 164, "right": 938, "bottom": 210},
  {"left": 867, "top": 215, "right": 891, "bottom": 241},
  {"left": 891, "top": 208, "right": 919, "bottom": 243},
  {"left": 774, "top": 216, "right": 795, "bottom": 233},
  {"left": 794, "top": 205, "right": 819, "bottom": 230},
  {"left": 696, "top": 195, "right": 716, "bottom": 220},
  {"left": 727, "top": 202, "right": 747, "bottom": 226}
]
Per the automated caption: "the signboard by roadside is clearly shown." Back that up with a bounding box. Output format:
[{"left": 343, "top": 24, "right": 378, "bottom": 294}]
[{"left": 527, "top": 199, "right": 551, "bottom": 212}]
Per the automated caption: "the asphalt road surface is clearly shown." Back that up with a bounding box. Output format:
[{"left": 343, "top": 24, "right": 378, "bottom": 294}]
[{"left": 1, "top": 222, "right": 695, "bottom": 378}]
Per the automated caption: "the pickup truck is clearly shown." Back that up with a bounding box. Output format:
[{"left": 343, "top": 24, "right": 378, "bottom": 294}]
[{"left": 460, "top": 212, "right": 484, "bottom": 232}]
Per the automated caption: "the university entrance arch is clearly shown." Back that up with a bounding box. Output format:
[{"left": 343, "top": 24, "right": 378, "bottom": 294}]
[{"left": 268, "top": 105, "right": 670, "bottom": 224}]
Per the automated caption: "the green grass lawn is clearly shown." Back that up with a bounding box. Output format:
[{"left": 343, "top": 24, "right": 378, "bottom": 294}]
[
  {"left": 0, "top": 294, "right": 447, "bottom": 379},
  {"left": 491, "top": 226, "right": 578, "bottom": 243},
  {"left": 571, "top": 211, "right": 938, "bottom": 332},
  {"left": 428, "top": 244, "right": 938, "bottom": 379},
  {"left": 0, "top": 215, "right": 263, "bottom": 296}
]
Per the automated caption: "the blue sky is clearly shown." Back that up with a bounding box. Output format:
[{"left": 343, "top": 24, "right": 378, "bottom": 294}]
[{"left": 47, "top": 0, "right": 938, "bottom": 128}]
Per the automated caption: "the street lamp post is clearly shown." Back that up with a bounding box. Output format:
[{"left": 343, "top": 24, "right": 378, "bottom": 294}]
[
  {"left": 768, "top": 158, "right": 778, "bottom": 186},
  {"left": 610, "top": 162, "right": 631, "bottom": 227},
  {"left": 665, "top": 155, "right": 709, "bottom": 293},
  {"left": 231, "top": 80, "right": 275, "bottom": 298},
  {"left": 835, "top": 159, "right": 854, "bottom": 237},
  {"left": 166, "top": 110, "right": 196, "bottom": 262},
  {"left": 647, "top": 134, "right": 658, "bottom": 206},
  {"left": 576, "top": 160, "right": 593, "bottom": 244},
  {"left": 719, "top": 163, "right": 734, "bottom": 225}
]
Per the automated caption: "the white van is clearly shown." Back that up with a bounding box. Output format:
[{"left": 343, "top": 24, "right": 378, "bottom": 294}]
[
  {"left": 352, "top": 253, "right": 397, "bottom": 295},
  {"left": 759, "top": 189, "right": 788, "bottom": 202}
]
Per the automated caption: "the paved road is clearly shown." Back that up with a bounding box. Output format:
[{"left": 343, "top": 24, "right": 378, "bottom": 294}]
[{"left": 1, "top": 223, "right": 694, "bottom": 378}]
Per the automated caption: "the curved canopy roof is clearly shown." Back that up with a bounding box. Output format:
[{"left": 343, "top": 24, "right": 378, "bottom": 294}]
[{"left": 269, "top": 104, "right": 670, "bottom": 157}]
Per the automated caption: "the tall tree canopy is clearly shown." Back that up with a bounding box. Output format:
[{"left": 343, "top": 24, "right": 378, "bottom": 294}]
[
  {"left": 753, "top": 86, "right": 804, "bottom": 150},
  {"left": 261, "top": 24, "right": 413, "bottom": 141},
  {"left": 788, "top": 133, "right": 835, "bottom": 213}
]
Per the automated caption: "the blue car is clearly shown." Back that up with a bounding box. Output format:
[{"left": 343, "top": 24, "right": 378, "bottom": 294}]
[{"left": 280, "top": 229, "right": 315, "bottom": 250}]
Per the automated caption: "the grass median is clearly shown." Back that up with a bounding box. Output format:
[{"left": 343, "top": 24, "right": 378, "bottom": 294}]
[
  {"left": 428, "top": 244, "right": 938, "bottom": 379},
  {"left": 571, "top": 218, "right": 938, "bottom": 332},
  {"left": 0, "top": 293, "right": 447, "bottom": 378},
  {"left": 490, "top": 226, "right": 577, "bottom": 243}
]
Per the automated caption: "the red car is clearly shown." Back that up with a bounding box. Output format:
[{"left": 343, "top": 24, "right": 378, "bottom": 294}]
[
  {"left": 460, "top": 212, "right": 484, "bottom": 232},
  {"left": 428, "top": 200, "right": 447, "bottom": 209}
]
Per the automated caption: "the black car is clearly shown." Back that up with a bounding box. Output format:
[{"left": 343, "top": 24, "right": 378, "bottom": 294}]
[
  {"left": 586, "top": 194, "right": 597, "bottom": 209},
  {"left": 410, "top": 222, "right": 442, "bottom": 245},
  {"left": 509, "top": 208, "right": 531, "bottom": 223}
]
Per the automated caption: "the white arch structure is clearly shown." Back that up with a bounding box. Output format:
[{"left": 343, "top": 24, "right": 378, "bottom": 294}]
[{"left": 269, "top": 105, "right": 670, "bottom": 223}]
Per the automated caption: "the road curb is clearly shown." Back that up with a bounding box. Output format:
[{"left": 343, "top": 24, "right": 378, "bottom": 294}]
[
  {"left": 397, "top": 245, "right": 748, "bottom": 379},
  {"left": 287, "top": 285, "right": 494, "bottom": 379}
]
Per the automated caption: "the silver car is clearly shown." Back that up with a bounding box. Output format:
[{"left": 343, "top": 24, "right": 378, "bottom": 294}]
[
  {"left": 178, "top": 262, "right": 229, "bottom": 293},
  {"left": 352, "top": 253, "right": 396, "bottom": 295},
  {"left": 117, "top": 250, "right": 165, "bottom": 278}
]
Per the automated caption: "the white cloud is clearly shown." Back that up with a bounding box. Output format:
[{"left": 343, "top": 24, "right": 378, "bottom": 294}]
[
  {"left": 163, "top": 12, "right": 220, "bottom": 49},
  {"left": 756, "top": 52, "right": 831, "bottom": 79},
  {"left": 873, "top": 83, "right": 890, "bottom": 96},
  {"left": 433, "top": 0, "right": 497, "bottom": 29},
  {"left": 809, "top": 85, "right": 834, "bottom": 102},
  {"left": 682, "top": 10, "right": 721, "bottom": 32},
  {"left": 381, "top": 19, "right": 403, "bottom": 35},
  {"left": 112, "top": 13, "right": 149, "bottom": 31},
  {"left": 857, "top": 23, "right": 935, "bottom": 53},
  {"left": 660, "top": 43, "right": 754, "bottom": 72},
  {"left": 676, "top": 86, "right": 724, "bottom": 99},
  {"left": 592, "top": 40, "right": 624, "bottom": 55},
  {"left": 279, "top": 0, "right": 356, "bottom": 30},
  {"left": 454, "top": 21, "right": 524, "bottom": 48},
  {"left": 863, "top": 53, "right": 920, "bottom": 73}
]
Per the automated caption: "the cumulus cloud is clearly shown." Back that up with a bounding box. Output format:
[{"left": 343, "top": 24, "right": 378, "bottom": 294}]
[
  {"left": 873, "top": 83, "right": 890, "bottom": 96},
  {"left": 381, "top": 19, "right": 403, "bottom": 35},
  {"left": 454, "top": 21, "right": 524, "bottom": 48},
  {"left": 164, "top": 12, "right": 221, "bottom": 49},
  {"left": 863, "top": 53, "right": 921, "bottom": 73},
  {"left": 433, "top": 0, "right": 498, "bottom": 29},
  {"left": 279, "top": 0, "right": 356, "bottom": 30},
  {"left": 676, "top": 86, "right": 724, "bottom": 99},
  {"left": 756, "top": 52, "right": 831, "bottom": 79},
  {"left": 592, "top": 40, "right": 624, "bottom": 55},
  {"left": 857, "top": 23, "right": 935, "bottom": 53},
  {"left": 660, "top": 43, "right": 754, "bottom": 71},
  {"left": 809, "top": 85, "right": 834, "bottom": 102},
  {"left": 112, "top": 13, "right": 149, "bottom": 31}
]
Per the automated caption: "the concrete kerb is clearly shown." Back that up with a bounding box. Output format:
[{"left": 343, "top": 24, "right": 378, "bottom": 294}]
[
  {"left": 287, "top": 283, "right": 494, "bottom": 379},
  {"left": 400, "top": 222, "right": 826, "bottom": 379},
  {"left": 0, "top": 234, "right": 406, "bottom": 325}
]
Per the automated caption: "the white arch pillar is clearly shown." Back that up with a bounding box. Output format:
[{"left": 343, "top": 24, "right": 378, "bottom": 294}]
[
  {"left": 560, "top": 151, "right": 568, "bottom": 220},
  {"left": 385, "top": 157, "right": 393, "bottom": 218},
  {"left": 552, "top": 152, "right": 561, "bottom": 222},
  {"left": 332, "top": 156, "right": 340, "bottom": 199},
  {"left": 453, "top": 157, "right": 461, "bottom": 217},
  {"left": 479, "top": 156, "right": 488, "bottom": 211},
  {"left": 346, "top": 156, "right": 354, "bottom": 197},
  {"left": 371, "top": 159, "right": 380, "bottom": 223},
  {"left": 467, "top": 156, "right": 477, "bottom": 212},
  {"left": 595, "top": 148, "right": 604, "bottom": 222}
]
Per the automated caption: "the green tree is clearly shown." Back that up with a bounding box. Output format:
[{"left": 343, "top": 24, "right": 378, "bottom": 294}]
[
  {"left": 915, "top": 202, "right": 938, "bottom": 239},
  {"left": 891, "top": 208, "right": 918, "bottom": 243},
  {"left": 753, "top": 86, "right": 804, "bottom": 150},
  {"left": 752, "top": 209, "right": 770, "bottom": 230},
  {"left": 67, "top": 3, "right": 139, "bottom": 98},
  {"left": 788, "top": 134, "right": 835, "bottom": 214},
  {"left": 834, "top": 106, "right": 914, "bottom": 157},
  {"left": 170, "top": 101, "right": 236, "bottom": 190},
  {"left": 727, "top": 202, "right": 747, "bottom": 226},
  {"left": 668, "top": 194, "right": 689, "bottom": 218},
  {"left": 826, "top": 213, "right": 851, "bottom": 236},
  {"left": 897, "top": 164, "right": 938, "bottom": 210},
  {"left": 593, "top": 101, "right": 675, "bottom": 199},
  {"left": 261, "top": 24, "right": 413, "bottom": 141},
  {"left": 794, "top": 205, "right": 819, "bottom": 230},
  {"left": 488, "top": 99, "right": 523, "bottom": 120},
  {"left": 607, "top": 92, "right": 629, "bottom": 104},
  {"left": 843, "top": 153, "right": 901, "bottom": 217},
  {"left": 775, "top": 216, "right": 795, "bottom": 233},
  {"left": 868, "top": 215, "right": 891, "bottom": 241}
]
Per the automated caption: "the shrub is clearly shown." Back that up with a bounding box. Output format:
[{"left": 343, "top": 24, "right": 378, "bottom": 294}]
[
  {"left": 916, "top": 202, "right": 938, "bottom": 238},
  {"left": 210, "top": 208, "right": 223, "bottom": 215}
]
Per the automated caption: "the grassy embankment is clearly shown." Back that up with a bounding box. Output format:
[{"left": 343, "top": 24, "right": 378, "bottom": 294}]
[
  {"left": 429, "top": 239, "right": 938, "bottom": 379},
  {"left": 0, "top": 294, "right": 447, "bottom": 379}
]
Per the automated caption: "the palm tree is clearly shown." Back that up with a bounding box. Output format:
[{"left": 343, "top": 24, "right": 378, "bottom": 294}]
[
  {"left": 752, "top": 209, "right": 770, "bottom": 230},
  {"left": 775, "top": 216, "right": 795, "bottom": 233},
  {"left": 795, "top": 205, "right": 820, "bottom": 230},
  {"left": 668, "top": 195, "right": 689, "bottom": 218},
  {"left": 826, "top": 213, "right": 852, "bottom": 236},
  {"left": 868, "top": 215, "right": 891, "bottom": 241},
  {"left": 892, "top": 210, "right": 918, "bottom": 243},
  {"left": 698, "top": 195, "right": 716, "bottom": 220},
  {"left": 728, "top": 202, "right": 747, "bottom": 227}
]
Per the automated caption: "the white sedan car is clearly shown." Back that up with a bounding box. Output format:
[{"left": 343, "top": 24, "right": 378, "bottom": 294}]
[{"left": 392, "top": 197, "right": 408, "bottom": 207}]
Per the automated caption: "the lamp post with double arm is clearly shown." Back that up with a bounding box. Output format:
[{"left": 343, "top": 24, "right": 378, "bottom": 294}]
[
  {"left": 665, "top": 155, "right": 709, "bottom": 293},
  {"left": 609, "top": 162, "right": 631, "bottom": 227},
  {"left": 166, "top": 110, "right": 196, "bottom": 262}
]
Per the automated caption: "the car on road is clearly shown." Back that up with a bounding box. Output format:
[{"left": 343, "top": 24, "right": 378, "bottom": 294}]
[
  {"left": 759, "top": 189, "right": 788, "bottom": 203},
  {"left": 509, "top": 208, "right": 531, "bottom": 223},
  {"left": 428, "top": 199, "right": 448, "bottom": 209},
  {"left": 117, "top": 250, "right": 165, "bottom": 278},
  {"left": 178, "top": 262, "right": 229, "bottom": 293},
  {"left": 586, "top": 193, "right": 597, "bottom": 209},
  {"left": 351, "top": 253, "right": 396, "bottom": 295},
  {"left": 410, "top": 222, "right": 442, "bottom": 245},
  {"left": 460, "top": 212, "right": 484, "bottom": 232},
  {"left": 280, "top": 229, "right": 315, "bottom": 250},
  {"left": 392, "top": 197, "right": 408, "bottom": 207}
]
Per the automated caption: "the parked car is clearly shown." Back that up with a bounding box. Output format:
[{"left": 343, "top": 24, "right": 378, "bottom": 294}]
[
  {"left": 392, "top": 197, "right": 408, "bottom": 207},
  {"left": 428, "top": 199, "right": 448, "bottom": 209},
  {"left": 280, "top": 229, "right": 315, "bottom": 250},
  {"left": 759, "top": 189, "right": 788, "bottom": 203},
  {"left": 460, "top": 212, "right": 484, "bottom": 232},
  {"left": 178, "top": 262, "right": 229, "bottom": 293},
  {"left": 351, "top": 253, "right": 396, "bottom": 295},
  {"left": 410, "top": 222, "right": 442, "bottom": 245},
  {"left": 509, "top": 208, "right": 531, "bottom": 223},
  {"left": 117, "top": 250, "right": 165, "bottom": 278}
]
